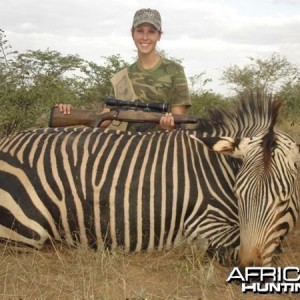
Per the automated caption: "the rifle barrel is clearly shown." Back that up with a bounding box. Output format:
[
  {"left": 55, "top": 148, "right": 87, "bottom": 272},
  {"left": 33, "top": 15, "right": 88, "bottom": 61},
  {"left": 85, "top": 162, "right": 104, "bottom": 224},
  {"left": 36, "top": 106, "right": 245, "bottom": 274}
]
[{"left": 91, "top": 110, "right": 199, "bottom": 127}]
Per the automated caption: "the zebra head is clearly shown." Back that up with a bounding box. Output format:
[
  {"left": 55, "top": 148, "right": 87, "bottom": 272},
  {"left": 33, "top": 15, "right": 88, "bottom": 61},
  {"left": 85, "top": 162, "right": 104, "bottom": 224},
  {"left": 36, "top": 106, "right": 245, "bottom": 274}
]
[{"left": 191, "top": 94, "right": 300, "bottom": 267}]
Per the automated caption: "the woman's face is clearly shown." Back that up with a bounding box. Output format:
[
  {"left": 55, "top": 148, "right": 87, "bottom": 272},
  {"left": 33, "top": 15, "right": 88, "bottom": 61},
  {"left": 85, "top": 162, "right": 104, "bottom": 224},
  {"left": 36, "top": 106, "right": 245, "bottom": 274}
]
[{"left": 132, "top": 23, "right": 161, "bottom": 55}]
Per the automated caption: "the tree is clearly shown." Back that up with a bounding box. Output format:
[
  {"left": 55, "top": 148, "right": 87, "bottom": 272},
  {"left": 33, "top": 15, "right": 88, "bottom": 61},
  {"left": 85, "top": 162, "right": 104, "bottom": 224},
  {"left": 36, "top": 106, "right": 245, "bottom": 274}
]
[
  {"left": 79, "top": 54, "right": 129, "bottom": 110},
  {"left": 0, "top": 29, "right": 18, "bottom": 96},
  {"left": 277, "top": 78, "right": 300, "bottom": 122},
  {"left": 221, "top": 52, "right": 299, "bottom": 94},
  {"left": 0, "top": 48, "right": 86, "bottom": 135}
]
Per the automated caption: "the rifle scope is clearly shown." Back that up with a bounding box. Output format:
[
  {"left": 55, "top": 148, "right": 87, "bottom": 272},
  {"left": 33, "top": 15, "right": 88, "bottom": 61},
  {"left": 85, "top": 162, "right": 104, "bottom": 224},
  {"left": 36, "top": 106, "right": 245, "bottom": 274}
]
[{"left": 104, "top": 97, "right": 168, "bottom": 113}]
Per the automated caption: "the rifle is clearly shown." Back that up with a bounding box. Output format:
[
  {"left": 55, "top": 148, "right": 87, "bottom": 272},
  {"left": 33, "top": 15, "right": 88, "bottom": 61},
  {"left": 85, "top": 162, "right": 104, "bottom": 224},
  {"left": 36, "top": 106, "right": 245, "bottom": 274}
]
[
  {"left": 49, "top": 107, "right": 202, "bottom": 128},
  {"left": 49, "top": 98, "right": 204, "bottom": 128}
]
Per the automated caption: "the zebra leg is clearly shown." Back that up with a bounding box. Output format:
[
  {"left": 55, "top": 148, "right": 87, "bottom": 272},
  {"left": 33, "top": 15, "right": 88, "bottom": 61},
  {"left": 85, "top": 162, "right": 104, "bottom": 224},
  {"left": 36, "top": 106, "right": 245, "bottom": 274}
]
[
  {"left": 206, "top": 244, "right": 240, "bottom": 266},
  {"left": 183, "top": 234, "right": 240, "bottom": 267},
  {"left": 183, "top": 233, "right": 239, "bottom": 266},
  {"left": 184, "top": 235, "right": 209, "bottom": 259}
]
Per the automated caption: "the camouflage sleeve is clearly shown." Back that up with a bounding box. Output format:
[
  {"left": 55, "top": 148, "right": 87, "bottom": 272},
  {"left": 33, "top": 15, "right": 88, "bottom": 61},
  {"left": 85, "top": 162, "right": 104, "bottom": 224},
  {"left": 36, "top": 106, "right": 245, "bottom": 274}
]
[{"left": 170, "top": 66, "right": 191, "bottom": 109}]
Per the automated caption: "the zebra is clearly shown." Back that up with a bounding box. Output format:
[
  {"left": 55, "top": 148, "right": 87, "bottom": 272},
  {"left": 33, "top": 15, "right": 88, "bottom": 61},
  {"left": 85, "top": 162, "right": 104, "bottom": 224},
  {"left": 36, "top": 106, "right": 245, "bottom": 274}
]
[{"left": 0, "top": 94, "right": 299, "bottom": 267}]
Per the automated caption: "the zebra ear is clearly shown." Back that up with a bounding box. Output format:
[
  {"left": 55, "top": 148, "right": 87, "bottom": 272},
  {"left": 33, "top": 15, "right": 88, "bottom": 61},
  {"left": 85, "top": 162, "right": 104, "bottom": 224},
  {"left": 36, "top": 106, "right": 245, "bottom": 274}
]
[{"left": 189, "top": 135, "right": 248, "bottom": 158}]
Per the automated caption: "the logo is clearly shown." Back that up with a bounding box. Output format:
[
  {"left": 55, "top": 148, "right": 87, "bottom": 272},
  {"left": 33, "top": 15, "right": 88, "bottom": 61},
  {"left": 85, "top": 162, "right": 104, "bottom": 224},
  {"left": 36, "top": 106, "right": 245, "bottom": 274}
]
[{"left": 227, "top": 267, "right": 300, "bottom": 293}]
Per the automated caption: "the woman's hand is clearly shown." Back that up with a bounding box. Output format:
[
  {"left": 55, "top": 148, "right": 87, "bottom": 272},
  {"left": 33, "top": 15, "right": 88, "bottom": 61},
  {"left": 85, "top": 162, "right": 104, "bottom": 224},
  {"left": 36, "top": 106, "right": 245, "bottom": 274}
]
[
  {"left": 159, "top": 113, "right": 175, "bottom": 131},
  {"left": 159, "top": 105, "right": 187, "bottom": 131},
  {"left": 56, "top": 103, "right": 72, "bottom": 114}
]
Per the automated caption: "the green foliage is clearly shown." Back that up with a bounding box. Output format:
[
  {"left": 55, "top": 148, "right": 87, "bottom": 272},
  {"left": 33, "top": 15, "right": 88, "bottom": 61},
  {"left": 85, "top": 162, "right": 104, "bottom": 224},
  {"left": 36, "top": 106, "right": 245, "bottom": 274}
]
[
  {"left": 221, "top": 52, "right": 300, "bottom": 122},
  {"left": 190, "top": 92, "right": 233, "bottom": 116},
  {"left": 79, "top": 54, "right": 129, "bottom": 110},
  {"left": 277, "top": 79, "right": 300, "bottom": 124},
  {"left": 221, "top": 52, "right": 299, "bottom": 94},
  {"left": 0, "top": 46, "right": 84, "bottom": 135},
  {"left": 187, "top": 71, "right": 232, "bottom": 116}
]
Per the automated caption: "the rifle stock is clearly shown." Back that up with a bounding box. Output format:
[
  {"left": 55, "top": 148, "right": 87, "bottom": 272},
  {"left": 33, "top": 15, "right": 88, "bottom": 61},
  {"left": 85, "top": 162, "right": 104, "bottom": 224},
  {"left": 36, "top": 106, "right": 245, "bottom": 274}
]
[
  {"left": 49, "top": 107, "right": 99, "bottom": 127},
  {"left": 49, "top": 106, "right": 201, "bottom": 128}
]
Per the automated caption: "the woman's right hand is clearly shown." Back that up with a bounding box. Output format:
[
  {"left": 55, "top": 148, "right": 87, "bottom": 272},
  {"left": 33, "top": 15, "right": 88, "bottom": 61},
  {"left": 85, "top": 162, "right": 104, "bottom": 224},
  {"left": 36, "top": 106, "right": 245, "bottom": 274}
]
[{"left": 56, "top": 103, "right": 72, "bottom": 114}]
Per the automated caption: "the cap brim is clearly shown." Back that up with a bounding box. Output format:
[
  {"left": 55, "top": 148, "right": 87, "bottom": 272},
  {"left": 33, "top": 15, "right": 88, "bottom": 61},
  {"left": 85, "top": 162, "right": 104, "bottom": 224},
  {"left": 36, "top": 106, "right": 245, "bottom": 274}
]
[{"left": 133, "top": 20, "right": 161, "bottom": 31}]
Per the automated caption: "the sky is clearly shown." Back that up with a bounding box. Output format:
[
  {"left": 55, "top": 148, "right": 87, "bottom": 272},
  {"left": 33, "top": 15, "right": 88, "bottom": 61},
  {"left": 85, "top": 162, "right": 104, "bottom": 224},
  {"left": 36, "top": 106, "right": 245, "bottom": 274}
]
[{"left": 1, "top": 0, "right": 300, "bottom": 95}]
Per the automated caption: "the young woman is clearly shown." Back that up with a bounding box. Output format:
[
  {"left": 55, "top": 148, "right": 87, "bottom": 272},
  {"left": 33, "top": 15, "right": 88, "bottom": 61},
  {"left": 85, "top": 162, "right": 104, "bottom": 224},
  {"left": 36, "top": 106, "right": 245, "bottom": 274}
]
[{"left": 58, "top": 8, "right": 191, "bottom": 131}]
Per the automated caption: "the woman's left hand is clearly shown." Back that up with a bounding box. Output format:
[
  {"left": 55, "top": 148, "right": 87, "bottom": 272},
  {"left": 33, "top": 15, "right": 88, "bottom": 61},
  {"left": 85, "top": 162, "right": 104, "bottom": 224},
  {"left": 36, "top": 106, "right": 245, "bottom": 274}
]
[
  {"left": 159, "top": 105, "right": 187, "bottom": 131},
  {"left": 159, "top": 113, "right": 175, "bottom": 131}
]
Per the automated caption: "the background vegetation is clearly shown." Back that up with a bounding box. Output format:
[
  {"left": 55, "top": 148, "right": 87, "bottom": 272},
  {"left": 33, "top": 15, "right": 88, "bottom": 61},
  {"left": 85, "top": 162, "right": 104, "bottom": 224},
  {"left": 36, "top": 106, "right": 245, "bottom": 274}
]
[{"left": 1, "top": 29, "right": 300, "bottom": 138}]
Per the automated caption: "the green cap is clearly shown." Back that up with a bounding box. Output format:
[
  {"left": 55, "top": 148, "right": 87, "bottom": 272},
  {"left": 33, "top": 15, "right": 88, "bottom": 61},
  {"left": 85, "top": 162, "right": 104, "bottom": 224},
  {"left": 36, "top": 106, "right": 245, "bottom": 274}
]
[{"left": 132, "top": 8, "right": 162, "bottom": 31}]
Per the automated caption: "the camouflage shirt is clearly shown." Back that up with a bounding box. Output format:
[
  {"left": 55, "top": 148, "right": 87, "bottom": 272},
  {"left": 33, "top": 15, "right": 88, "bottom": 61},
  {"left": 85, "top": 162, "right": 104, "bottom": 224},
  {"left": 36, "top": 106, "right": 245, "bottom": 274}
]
[{"left": 127, "top": 56, "right": 191, "bottom": 109}]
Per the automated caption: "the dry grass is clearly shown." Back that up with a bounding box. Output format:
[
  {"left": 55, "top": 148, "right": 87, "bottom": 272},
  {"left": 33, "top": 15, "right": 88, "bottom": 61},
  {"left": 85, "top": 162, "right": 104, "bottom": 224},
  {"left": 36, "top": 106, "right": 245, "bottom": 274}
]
[
  {"left": 0, "top": 122, "right": 300, "bottom": 300},
  {"left": 0, "top": 224, "right": 299, "bottom": 300},
  {"left": 0, "top": 242, "right": 216, "bottom": 299}
]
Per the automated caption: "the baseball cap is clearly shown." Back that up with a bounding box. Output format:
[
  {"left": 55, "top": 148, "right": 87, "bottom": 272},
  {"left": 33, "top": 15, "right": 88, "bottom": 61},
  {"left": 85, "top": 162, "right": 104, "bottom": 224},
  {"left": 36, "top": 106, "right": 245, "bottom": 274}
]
[{"left": 132, "top": 8, "right": 162, "bottom": 32}]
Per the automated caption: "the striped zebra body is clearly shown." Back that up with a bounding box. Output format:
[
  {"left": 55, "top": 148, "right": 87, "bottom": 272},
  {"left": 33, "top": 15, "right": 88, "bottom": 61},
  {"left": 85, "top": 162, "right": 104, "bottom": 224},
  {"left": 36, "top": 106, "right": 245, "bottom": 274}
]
[
  {"left": 0, "top": 127, "right": 239, "bottom": 254},
  {"left": 0, "top": 94, "right": 299, "bottom": 266}
]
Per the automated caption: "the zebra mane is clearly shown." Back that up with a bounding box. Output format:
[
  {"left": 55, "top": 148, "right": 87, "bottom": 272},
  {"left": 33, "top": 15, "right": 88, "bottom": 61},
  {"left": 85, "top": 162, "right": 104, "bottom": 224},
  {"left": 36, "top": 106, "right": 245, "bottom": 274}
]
[
  {"left": 204, "top": 91, "right": 282, "bottom": 167},
  {"left": 206, "top": 92, "right": 282, "bottom": 138}
]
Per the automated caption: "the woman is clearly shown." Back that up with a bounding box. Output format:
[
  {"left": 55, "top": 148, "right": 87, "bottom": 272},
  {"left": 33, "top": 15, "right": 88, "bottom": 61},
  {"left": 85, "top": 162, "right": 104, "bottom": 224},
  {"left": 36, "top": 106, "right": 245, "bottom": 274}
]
[{"left": 58, "top": 8, "right": 191, "bottom": 131}]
